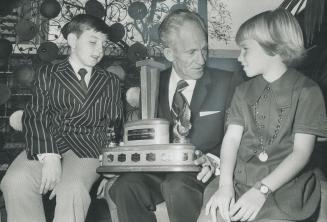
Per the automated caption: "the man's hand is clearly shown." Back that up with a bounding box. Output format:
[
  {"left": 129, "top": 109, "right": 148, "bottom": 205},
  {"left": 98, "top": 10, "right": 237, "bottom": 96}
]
[
  {"left": 39, "top": 155, "right": 61, "bottom": 195},
  {"left": 97, "top": 178, "right": 109, "bottom": 199},
  {"left": 194, "top": 150, "right": 219, "bottom": 183},
  {"left": 97, "top": 175, "right": 119, "bottom": 199}
]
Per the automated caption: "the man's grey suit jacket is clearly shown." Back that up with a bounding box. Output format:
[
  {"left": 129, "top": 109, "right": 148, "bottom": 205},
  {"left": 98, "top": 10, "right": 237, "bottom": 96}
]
[{"left": 157, "top": 67, "right": 242, "bottom": 156}]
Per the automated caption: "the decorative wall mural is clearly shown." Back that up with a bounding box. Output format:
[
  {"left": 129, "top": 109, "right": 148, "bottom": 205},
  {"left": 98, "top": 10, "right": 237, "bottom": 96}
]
[
  {"left": 1, "top": 0, "right": 316, "bottom": 60},
  {"left": 1, "top": 0, "right": 203, "bottom": 61},
  {"left": 47, "top": 0, "right": 199, "bottom": 59}
]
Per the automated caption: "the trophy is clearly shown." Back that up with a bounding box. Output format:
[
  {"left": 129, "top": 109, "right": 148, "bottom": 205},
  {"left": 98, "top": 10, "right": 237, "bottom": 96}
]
[{"left": 97, "top": 59, "right": 200, "bottom": 173}]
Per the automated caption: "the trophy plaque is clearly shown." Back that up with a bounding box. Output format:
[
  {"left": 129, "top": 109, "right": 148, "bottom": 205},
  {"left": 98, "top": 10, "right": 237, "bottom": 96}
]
[{"left": 97, "top": 59, "right": 200, "bottom": 173}]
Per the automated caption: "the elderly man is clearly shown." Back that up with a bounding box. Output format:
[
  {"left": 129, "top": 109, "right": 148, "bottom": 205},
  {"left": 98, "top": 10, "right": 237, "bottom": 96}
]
[{"left": 108, "top": 9, "right": 242, "bottom": 222}]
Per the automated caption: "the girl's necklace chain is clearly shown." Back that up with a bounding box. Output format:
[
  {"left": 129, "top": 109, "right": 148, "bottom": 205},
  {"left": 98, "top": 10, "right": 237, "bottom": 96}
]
[{"left": 253, "top": 86, "right": 285, "bottom": 162}]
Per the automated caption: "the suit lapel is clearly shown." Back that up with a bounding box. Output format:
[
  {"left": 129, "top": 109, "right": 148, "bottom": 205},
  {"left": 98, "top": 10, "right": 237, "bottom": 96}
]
[
  {"left": 53, "top": 59, "right": 86, "bottom": 104},
  {"left": 190, "top": 69, "right": 211, "bottom": 116},
  {"left": 53, "top": 60, "right": 110, "bottom": 119},
  {"left": 159, "top": 68, "right": 211, "bottom": 121},
  {"left": 71, "top": 67, "right": 109, "bottom": 119}
]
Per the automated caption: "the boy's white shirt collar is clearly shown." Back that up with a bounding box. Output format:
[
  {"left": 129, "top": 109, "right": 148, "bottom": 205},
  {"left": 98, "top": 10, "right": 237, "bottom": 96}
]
[
  {"left": 69, "top": 57, "right": 92, "bottom": 86},
  {"left": 169, "top": 67, "right": 196, "bottom": 108}
]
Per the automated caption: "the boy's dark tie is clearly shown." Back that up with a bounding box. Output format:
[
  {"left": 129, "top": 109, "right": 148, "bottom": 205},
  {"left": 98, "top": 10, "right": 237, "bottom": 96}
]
[
  {"left": 171, "top": 80, "right": 192, "bottom": 140},
  {"left": 78, "top": 68, "right": 88, "bottom": 95}
]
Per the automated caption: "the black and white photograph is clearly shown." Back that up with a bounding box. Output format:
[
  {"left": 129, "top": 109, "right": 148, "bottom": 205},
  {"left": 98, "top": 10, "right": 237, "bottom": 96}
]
[{"left": 0, "top": 0, "right": 327, "bottom": 222}]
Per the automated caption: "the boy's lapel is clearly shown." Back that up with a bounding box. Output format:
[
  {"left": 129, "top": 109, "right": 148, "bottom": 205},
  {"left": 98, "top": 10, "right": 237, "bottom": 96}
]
[
  {"left": 71, "top": 67, "right": 109, "bottom": 119},
  {"left": 53, "top": 60, "right": 86, "bottom": 104},
  {"left": 53, "top": 60, "right": 110, "bottom": 119},
  {"left": 81, "top": 67, "right": 108, "bottom": 107}
]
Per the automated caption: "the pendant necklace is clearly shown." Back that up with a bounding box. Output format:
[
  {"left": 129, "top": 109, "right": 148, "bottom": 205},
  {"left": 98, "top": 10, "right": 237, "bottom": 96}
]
[
  {"left": 258, "top": 153, "right": 268, "bottom": 162},
  {"left": 258, "top": 142, "right": 269, "bottom": 162},
  {"left": 253, "top": 88, "right": 285, "bottom": 162}
]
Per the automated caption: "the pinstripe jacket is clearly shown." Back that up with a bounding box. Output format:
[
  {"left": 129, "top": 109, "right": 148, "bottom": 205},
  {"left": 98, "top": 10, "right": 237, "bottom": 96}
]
[{"left": 22, "top": 58, "right": 123, "bottom": 160}]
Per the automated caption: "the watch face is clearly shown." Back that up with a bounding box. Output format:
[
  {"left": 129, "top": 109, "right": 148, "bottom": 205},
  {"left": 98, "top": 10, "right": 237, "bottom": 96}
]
[{"left": 260, "top": 186, "right": 269, "bottom": 194}]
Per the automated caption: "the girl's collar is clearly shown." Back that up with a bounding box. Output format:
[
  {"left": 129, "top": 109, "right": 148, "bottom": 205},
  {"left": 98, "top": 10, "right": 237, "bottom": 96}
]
[{"left": 245, "top": 68, "right": 300, "bottom": 108}]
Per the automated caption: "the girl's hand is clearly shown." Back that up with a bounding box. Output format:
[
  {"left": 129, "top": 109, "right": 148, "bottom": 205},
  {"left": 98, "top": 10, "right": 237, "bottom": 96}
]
[
  {"left": 205, "top": 185, "right": 235, "bottom": 222},
  {"left": 230, "top": 187, "right": 266, "bottom": 221}
]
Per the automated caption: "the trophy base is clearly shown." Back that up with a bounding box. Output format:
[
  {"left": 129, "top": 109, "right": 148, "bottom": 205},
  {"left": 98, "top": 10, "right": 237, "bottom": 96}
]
[
  {"left": 97, "top": 165, "right": 200, "bottom": 173},
  {"left": 97, "top": 143, "right": 200, "bottom": 173}
]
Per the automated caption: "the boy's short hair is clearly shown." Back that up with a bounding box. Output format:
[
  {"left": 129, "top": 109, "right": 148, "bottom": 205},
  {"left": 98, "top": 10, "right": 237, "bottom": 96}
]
[
  {"left": 158, "top": 9, "right": 207, "bottom": 48},
  {"left": 61, "top": 14, "right": 109, "bottom": 40},
  {"left": 235, "top": 8, "right": 304, "bottom": 66}
]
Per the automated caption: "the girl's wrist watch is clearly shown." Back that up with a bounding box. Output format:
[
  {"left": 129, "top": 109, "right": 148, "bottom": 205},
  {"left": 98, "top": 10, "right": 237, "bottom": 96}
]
[{"left": 254, "top": 181, "right": 272, "bottom": 198}]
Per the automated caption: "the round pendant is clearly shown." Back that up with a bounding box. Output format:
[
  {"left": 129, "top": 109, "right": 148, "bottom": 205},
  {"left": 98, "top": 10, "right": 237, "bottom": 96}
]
[{"left": 258, "top": 152, "right": 268, "bottom": 162}]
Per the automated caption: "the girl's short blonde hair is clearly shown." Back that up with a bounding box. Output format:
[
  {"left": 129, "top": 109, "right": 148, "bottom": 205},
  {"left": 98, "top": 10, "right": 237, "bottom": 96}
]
[{"left": 235, "top": 8, "right": 305, "bottom": 66}]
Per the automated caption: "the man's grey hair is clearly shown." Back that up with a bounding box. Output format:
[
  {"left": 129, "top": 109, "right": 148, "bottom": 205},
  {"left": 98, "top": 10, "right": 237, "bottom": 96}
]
[{"left": 158, "top": 9, "right": 207, "bottom": 48}]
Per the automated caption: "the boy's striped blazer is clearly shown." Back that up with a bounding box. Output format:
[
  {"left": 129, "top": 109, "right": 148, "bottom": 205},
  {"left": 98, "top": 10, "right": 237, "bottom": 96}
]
[{"left": 23, "top": 58, "right": 123, "bottom": 159}]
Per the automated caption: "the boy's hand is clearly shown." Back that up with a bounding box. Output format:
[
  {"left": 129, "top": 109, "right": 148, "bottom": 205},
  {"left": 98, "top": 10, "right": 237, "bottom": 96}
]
[
  {"left": 205, "top": 185, "right": 235, "bottom": 222},
  {"left": 39, "top": 155, "right": 62, "bottom": 195},
  {"left": 230, "top": 187, "right": 266, "bottom": 221}
]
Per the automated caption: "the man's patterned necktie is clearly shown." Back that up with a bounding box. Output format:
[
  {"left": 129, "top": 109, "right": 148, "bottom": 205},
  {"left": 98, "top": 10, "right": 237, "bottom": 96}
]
[
  {"left": 78, "top": 68, "right": 88, "bottom": 95},
  {"left": 171, "top": 80, "right": 192, "bottom": 140}
]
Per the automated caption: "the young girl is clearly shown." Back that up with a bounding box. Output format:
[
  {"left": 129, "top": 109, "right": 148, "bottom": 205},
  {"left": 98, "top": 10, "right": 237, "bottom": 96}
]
[{"left": 199, "top": 8, "right": 327, "bottom": 222}]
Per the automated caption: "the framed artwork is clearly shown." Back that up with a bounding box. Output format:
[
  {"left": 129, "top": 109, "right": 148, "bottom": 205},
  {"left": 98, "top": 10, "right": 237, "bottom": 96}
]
[{"left": 207, "top": 0, "right": 284, "bottom": 58}]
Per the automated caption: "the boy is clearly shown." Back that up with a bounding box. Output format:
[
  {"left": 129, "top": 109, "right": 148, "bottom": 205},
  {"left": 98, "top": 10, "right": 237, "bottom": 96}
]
[{"left": 0, "top": 14, "right": 122, "bottom": 222}]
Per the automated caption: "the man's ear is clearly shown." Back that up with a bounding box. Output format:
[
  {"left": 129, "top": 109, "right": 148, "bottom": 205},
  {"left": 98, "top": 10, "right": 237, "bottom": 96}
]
[
  {"left": 163, "top": 48, "right": 174, "bottom": 62},
  {"left": 67, "top": 33, "right": 77, "bottom": 49}
]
